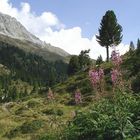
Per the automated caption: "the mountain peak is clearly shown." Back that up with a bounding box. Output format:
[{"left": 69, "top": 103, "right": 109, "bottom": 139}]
[
  {"left": 0, "top": 12, "right": 69, "bottom": 57},
  {"left": 0, "top": 12, "right": 43, "bottom": 45}
]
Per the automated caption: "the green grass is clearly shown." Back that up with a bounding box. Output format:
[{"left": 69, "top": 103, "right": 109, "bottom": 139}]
[
  {"left": 0, "top": 91, "right": 84, "bottom": 140},
  {"left": 0, "top": 65, "right": 139, "bottom": 140},
  {"left": 0, "top": 71, "right": 94, "bottom": 140}
]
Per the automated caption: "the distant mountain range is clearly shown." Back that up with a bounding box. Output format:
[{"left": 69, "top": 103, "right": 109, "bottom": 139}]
[{"left": 0, "top": 12, "right": 70, "bottom": 61}]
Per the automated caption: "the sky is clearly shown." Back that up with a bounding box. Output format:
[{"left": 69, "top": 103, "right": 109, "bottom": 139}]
[{"left": 0, "top": 0, "right": 140, "bottom": 59}]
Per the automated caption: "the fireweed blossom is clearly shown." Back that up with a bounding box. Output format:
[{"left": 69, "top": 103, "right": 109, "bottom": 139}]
[
  {"left": 75, "top": 89, "right": 82, "bottom": 104},
  {"left": 47, "top": 88, "right": 54, "bottom": 100},
  {"left": 89, "top": 67, "right": 105, "bottom": 95},
  {"left": 89, "top": 68, "right": 104, "bottom": 86},
  {"left": 111, "top": 69, "right": 120, "bottom": 84},
  {"left": 111, "top": 47, "right": 122, "bottom": 87},
  {"left": 98, "top": 68, "right": 104, "bottom": 79},
  {"left": 111, "top": 50, "right": 122, "bottom": 66},
  {"left": 89, "top": 70, "right": 99, "bottom": 85}
]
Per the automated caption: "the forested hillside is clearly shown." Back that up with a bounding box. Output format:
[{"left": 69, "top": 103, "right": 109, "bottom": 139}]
[
  {"left": 0, "top": 9, "right": 140, "bottom": 140},
  {"left": 0, "top": 41, "right": 68, "bottom": 102}
]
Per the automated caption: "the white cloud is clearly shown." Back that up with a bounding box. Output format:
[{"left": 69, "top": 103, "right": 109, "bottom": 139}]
[
  {"left": 41, "top": 28, "right": 129, "bottom": 60},
  {"left": 0, "top": 0, "right": 62, "bottom": 35},
  {"left": 0, "top": 0, "right": 129, "bottom": 60},
  {"left": 0, "top": 0, "right": 17, "bottom": 17},
  {"left": 20, "top": 2, "right": 30, "bottom": 13},
  {"left": 40, "top": 27, "right": 91, "bottom": 54}
]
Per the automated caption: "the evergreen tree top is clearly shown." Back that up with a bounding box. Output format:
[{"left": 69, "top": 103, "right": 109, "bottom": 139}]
[
  {"left": 96, "top": 10, "right": 123, "bottom": 47},
  {"left": 137, "top": 38, "right": 140, "bottom": 49}
]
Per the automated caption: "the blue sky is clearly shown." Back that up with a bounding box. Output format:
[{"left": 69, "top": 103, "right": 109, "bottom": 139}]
[
  {"left": 10, "top": 0, "right": 140, "bottom": 44},
  {"left": 0, "top": 0, "right": 139, "bottom": 59}
]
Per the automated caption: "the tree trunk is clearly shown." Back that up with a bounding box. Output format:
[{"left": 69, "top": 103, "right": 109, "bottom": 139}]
[{"left": 106, "top": 46, "right": 109, "bottom": 62}]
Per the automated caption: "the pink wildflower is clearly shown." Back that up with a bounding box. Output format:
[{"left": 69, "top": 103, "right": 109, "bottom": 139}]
[
  {"left": 89, "top": 68, "right": 104, "bottom": 86},
  {"left": 111, "top": 50, "right": 122, "bottom": 66},
  {"left": 71, "top": 111, "right": 76, "bottom": 118},
  {"left": 98, "top": 68, "right": 104, "bottom": 79},
  {"left": 47, "top": 88, "right": 54, "bottom": 100},
  {"left": 111, "top": 69, "right": 120, "bottom": 84},
  {"left": 75, "top": 89, "right": 82, "bottom": 104},
  {"left": 111, "top": 47, "right": 123, "bottom": 87}
]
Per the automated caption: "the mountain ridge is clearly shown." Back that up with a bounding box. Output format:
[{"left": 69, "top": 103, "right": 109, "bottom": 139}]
[{"left": 0, "top": 12, "right": 69, "bottom": 59}]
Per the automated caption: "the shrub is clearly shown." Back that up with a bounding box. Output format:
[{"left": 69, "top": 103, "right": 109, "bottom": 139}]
[
  {"left": 39, "top": 133, "right": 59, "bottom": 140},
  {"left": 56, "top": 109, "right": 64, "bottom": 116},
  {"left": 20, "top": 120, "right": 45, "bottom": 134},
  {"left": 5, "top": 127, "right": 20, "bottom": 138},
  {"left": 5, "top": 120, "right": 45, "bottom": 138},
  {"left": 63, "top": 92, "right": 140, "bottom": 140},
  {"left": 15, "top": 106, "right": 28, "bottom": 115},
  {"left": 42, "top": 108, "right": 64, "bottom": 116},
  {"left": 131, "top": 72, "right": 140, "bottom": 93},
  {"left": 79, "top": 79, "right": 93, "bottom": 95},
  {"left": 27, "top": 99, "right": 40, "bottom": 108}
]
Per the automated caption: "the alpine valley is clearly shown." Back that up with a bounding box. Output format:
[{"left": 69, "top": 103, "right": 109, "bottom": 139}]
[{"left": 0, "top": 9, "right": 140, "bottom": 140}]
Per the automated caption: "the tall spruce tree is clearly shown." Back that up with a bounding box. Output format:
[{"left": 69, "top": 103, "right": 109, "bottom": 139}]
[
  {"left": 96, "top": 10, "right": 123, "bottom": 62},
  {"left": 129, "top": 41, "right": 135, "bottom": 51},
  {"left": 96, "top": 55, "right": 103, "bottom": 65},
  {"left": 78, "top": 49, "right": 91, "bottom": 70},
  {"left": 68, "top": 55, "right": 80, "bottom": 75},
  {"left": 137, "top": 38, "right": 140, "bottom": 49}
]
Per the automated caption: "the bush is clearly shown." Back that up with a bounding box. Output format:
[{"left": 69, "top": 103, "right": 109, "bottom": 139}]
[
  {"left": 63, "top": 92, "right": 140, "bottom": 140},
  {"left": 5, "top": 120, "right": 45, "bottom": 138},
  {"left": 131, "top": 72, "right": 140, "bottom": 93},
  {"left": 5, "top": 127, "right": 20, "bottom": 138},
  {"left": 39, "top": 133, "right": 59, "bottom": 140},
  {"left": 42, "top": 108, "right": 64, "bottom": 116},
  {"left": 56, "top": 109, "right": 64, "bottom": 116},
  {"left": 79, "top": 79, "right": 93, "bottom": 95},
  {"left": 27, "top": 99, "right": 40, "bottom": 108},
  {"left": 15, "top": 106, "right": 28, "bottom": 115},
  {"left": 20, "top": 120, "right": 45, "bottom": 134}
]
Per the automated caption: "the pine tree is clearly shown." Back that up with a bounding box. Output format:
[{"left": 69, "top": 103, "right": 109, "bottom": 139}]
[
  {"left": 129, "top": 41, "right": 135, "bottom": 51},
  {"left": 137, "top": 38, "right": 140, "bottom": 49},
  {"left": 68, "top": 55, "right": 80, "bottom": 75},
  {"left": 96, "top": 10, "right": 123, "bottom": 62},
  {"left": 78, "top": 49, "right": 91, "bottom": 70},
  {"left": 96, "top": 55, "right": 103, "bottom": 65}
]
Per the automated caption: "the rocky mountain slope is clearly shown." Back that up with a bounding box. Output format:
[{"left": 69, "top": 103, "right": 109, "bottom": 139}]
[{"left": 0, "top": 12, "right": 69, "bottom": 61}]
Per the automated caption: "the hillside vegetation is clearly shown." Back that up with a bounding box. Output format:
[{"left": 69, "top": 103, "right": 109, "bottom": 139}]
[
  {"left": 0, "top": 10, "right": 140, "bottom": 140},
  {"left": 0, "top": 41, "right": 68, "bottom": 102},
  {"left": 0, "top": 45, "right": 139, "bottom": 140},
  {"left": 0, "top": 35, "right": 69, "bottom": 62}
]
